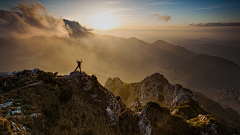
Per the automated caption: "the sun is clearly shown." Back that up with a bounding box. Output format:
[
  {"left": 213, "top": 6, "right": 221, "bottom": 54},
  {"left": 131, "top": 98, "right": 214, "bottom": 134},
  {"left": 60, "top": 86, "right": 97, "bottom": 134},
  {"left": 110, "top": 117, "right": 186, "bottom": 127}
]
[{"left": 93, "top": 15, "right": 117, "bottom": 30}]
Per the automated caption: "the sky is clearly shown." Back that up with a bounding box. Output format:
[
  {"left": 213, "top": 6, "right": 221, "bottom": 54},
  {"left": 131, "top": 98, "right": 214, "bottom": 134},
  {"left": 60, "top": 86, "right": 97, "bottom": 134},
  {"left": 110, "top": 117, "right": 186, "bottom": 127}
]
[{"left": 1, "top": 0, "right": 240, "bottom": 40}]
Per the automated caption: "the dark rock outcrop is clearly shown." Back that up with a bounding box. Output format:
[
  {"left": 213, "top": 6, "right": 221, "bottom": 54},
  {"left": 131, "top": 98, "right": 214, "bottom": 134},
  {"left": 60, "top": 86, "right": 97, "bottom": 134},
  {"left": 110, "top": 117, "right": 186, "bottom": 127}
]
[{"left": 214, "top": 88, "right": 240, "bottom": 114}]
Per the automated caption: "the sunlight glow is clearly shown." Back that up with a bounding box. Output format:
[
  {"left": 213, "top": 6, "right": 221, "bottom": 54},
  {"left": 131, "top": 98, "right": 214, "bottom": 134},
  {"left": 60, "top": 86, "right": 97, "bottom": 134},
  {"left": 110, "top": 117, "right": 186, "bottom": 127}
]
[{"left": 92, "top": 15, "right": 117, "bottom": 30}]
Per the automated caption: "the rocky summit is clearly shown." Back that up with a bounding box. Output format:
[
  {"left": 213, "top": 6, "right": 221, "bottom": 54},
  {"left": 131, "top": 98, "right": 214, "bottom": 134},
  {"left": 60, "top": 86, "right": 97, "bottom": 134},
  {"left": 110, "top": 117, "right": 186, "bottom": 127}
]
[
  {"left": 105, "top": 73, "right": 197, "bottom": 109},
  {"left": 0, "top": 69, "right": 239, "bottom": 135}
]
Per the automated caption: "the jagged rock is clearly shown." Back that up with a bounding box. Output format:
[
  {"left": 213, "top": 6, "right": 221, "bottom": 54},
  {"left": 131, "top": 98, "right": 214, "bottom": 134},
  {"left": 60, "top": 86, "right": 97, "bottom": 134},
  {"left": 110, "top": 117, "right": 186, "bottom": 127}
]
[
  {"left": 0, "top": 69, "right": 238, "bottom": 135},
  {"left": 116, "top": 96, "right": 126, "bottom": 112},
  {"left": 164, "top": 84, "right": 197, "bottom": 109},
  {"left": 139, "top": 73, "right": 169, "bottom": 102},
  {"left": 105, "top": 73, "right": 197, "bottom": 110},
  {"left": 171, "top": 109, "right": 178, "bottom": 114},
  {"left": 130, "top": 101, "right": 143, "bottom": 113},
  {"left": 105, "top": 77, "right": 124, "bottom": 92},
  {"left": 138, "top": 107, "right": 151, "bottom": 135},
  {"left": 198, "top": 114, "right": 218, "bottom": 135}
]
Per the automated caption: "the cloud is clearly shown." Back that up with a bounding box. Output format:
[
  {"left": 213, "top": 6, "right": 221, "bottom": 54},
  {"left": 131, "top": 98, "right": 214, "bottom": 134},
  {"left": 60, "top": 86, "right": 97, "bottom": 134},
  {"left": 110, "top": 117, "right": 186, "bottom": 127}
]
[
  {"left": 150, "top": 11, "right": 171, "bottom": 22},
  {"left": 196, "top": 4, "right": 226, "bottom": 10},
  {"left": 105, "top": 1, "right": 121, "bottom": 5},
  {"left": 150, "top": 2, "right": 177, "bottom": 5},
  {"left": 0, "top": 0, "right": 68, "bottom": 38},
  {"left": 63, "top": 19, "right": 94, "bottom": 32},
  {"left": 189, "top": 22, "right": 240, "bottom": 27}
]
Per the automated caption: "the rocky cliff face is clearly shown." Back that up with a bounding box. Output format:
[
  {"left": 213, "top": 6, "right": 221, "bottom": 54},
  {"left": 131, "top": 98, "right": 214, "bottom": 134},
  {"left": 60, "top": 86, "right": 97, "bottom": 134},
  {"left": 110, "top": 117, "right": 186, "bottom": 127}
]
[
  {"left": 105, "top": 73, "right": 197, "bottom": 109},
  {"left": 105, "top": 77, "right": 124, "bottom": 93},
  {"left": 214, "top": 88, "right": 240, "bottom": 114}
]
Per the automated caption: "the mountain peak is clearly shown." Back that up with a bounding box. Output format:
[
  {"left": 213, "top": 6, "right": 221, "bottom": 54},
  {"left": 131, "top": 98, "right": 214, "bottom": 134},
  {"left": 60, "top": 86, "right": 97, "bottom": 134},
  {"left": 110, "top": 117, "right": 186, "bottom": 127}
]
[
  {"left": 128, "top": 37, "right": 138, "bottom": 40},
  {"left": 152, "top": 40, "right": 169, "bottom": 44}
]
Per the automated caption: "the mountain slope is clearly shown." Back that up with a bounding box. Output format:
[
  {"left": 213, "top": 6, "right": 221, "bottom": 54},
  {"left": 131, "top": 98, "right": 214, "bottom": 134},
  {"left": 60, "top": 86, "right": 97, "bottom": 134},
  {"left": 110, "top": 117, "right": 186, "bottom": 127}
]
[
  {"left": 177, "top": 43, "right": 240, "bottom": 65},
  {"left": 182, "top": 54, "right": 240, "bottom": 93},
  {"left": 0, "top": 69, "right": 125, "bottom": 134},
  {"left": 1, "top": 69, "right": 239, "bottom": 135},
  {"left": 105, "top": 73, "right": 240, "bottom": 132},
  {"left": 152, "top": 40, "right": 196, "bottom": 59}
]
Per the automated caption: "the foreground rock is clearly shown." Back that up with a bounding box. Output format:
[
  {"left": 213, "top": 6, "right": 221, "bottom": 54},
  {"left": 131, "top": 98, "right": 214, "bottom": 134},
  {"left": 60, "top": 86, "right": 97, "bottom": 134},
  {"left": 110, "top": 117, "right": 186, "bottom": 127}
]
[
  {"left": 0, "top": 69, "right": 239, "bottom": 134},
  {"left": 0, "top": 69, "right": 124, "bottom": 134}
]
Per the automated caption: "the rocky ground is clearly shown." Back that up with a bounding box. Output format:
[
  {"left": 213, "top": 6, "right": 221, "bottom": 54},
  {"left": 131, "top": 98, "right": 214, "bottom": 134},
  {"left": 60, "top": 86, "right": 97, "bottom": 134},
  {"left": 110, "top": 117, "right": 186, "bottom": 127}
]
[{"left": 0, "top": 69, "right": 239, "bottom": 134}]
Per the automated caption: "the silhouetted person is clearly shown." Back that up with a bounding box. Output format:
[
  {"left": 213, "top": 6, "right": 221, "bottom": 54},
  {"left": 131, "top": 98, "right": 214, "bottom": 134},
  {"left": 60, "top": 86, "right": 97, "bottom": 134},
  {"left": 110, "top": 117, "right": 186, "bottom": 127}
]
[{"left": 74, "top": 60, "right": 82, "bottom": 72}]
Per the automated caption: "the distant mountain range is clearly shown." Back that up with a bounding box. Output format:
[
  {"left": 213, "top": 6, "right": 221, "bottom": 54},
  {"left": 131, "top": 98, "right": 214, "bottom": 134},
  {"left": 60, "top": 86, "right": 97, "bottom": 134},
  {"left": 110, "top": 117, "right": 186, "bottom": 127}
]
[
  {"left": 74, "top": 33, "right": 240, "bottom": 96},
  {"left": 1, "top": 9, "right": 240, "bottom": 108},
  {"left": 168, "top": 38, "right": 240, "bottom": 65}
]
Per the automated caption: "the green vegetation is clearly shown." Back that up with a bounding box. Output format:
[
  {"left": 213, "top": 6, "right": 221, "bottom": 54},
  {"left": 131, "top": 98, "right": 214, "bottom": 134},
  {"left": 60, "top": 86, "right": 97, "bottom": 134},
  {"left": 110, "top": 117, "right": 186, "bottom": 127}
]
[
  {"left": 116, "top": 96, "right": 121, "bottom": 100},
  {"left": 81, "top": 114, "right": 86, "bottom": 119},
  {"left": 38, "top": 72, "right": 57, "bottom": 83},
  {"left": 91, "top": 74, "right": 97, "bottom": 81},
  {"left": 193, "top": 91, "right": 240, "bottom": 131},
  {"left": 91, "top": 74, "right": 100, "bottom": 88},
  {"left": 171, "top": 98, "right": 207, "bottom": 120},
  {"left": 187, "top": 117, "right": 207, "bottom": 134},
  {"left": 82, "top": 127, "right": 94, "bottom": 135},
  {"left": 42, "top": 104, "right": 60, "bottom": 125},
  {"left": 60, "top": 123, "right": 71, "bottom": 131},
  {"left": 59, "top": 90, "right": 72, "bottom": 102},
  {"left": 145, "top": 102, "right": 189, "bottom": 135}
]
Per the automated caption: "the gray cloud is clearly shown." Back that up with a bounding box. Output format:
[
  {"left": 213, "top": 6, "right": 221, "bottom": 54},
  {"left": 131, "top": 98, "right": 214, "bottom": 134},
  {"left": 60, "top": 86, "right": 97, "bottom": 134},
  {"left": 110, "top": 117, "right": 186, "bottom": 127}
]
[
  {"left": 63, "top": 19, "right": 94, "bottom": 32},
  {"left": 150, "top": 2, "right": 177, "bottom": 5},
  {"left": 0, "top": 1, "right": 68, "bottom": 38},
  {"left": 189, "top": 22, "right": 240, "bottom": 27},
  {"left": 196, "top": 4, "right": 226, "bottom": 10},
  {"left": 150, "top": 11, "right": 171, "bottom": 22}
]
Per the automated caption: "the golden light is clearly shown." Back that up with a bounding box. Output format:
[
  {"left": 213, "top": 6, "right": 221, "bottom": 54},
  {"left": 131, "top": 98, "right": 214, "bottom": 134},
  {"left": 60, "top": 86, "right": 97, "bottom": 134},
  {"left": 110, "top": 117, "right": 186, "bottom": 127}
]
[{"left": 92, "top": 15, "right": 117, "bottom": 30}]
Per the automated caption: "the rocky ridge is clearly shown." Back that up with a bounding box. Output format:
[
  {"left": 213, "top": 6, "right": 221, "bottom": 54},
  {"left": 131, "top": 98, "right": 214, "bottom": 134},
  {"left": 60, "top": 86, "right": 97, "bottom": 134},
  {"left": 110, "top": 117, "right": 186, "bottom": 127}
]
[
  {"left": 0, "top": 69, "right": 125, "bottom": 134},
  {"left": 0, "top": 69, "right": 239, "bottom": 134},
  {"left": 105, "top": 73, "right": 197, "bottom": 109}
]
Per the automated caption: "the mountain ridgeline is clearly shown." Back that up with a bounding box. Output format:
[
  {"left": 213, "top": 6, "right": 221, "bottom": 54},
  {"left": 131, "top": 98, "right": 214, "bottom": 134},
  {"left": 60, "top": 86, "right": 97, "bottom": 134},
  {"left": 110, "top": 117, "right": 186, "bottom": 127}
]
[
  {"left": 1, "top": 9, "right": 240, "bottom": 99},
  {"left": 0, "top": 69, "right": 239, "bottom": 135},
  {"left": 105, "top": 73, "right": 240, "bottom": 131}
]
